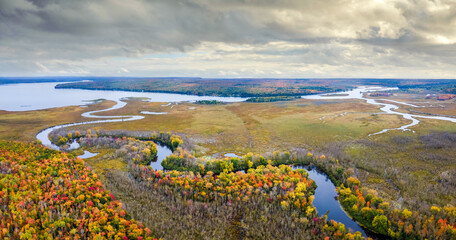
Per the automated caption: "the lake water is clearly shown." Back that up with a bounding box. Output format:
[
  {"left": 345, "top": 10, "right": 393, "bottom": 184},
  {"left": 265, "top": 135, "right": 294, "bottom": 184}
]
[
  {"left": 7, "top": 80, "right": 242, "bottom": 151},
  {"left": 4, "top": 81, "right": 453, "bottom": 238},
  {"left": 9, "top": 81, "right": 237, "bottom": 162},
  {"left": 0, "top": 82, "right": 246, "bottom": 111}
]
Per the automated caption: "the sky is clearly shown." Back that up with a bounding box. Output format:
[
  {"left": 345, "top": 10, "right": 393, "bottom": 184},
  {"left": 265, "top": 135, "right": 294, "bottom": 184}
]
[{"left": 1, "top": 0, "right": 456, "bottom": 78}]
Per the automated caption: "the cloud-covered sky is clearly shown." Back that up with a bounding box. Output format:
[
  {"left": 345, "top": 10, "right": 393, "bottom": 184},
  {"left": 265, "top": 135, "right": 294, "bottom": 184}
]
[{"left": 1, "top": 0, "right": 456, "bottom": 78}]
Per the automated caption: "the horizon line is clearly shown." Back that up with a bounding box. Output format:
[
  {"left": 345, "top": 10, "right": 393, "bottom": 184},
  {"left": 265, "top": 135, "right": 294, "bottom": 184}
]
[{"left": 1, "top": 76, "right": 456, "bottom": 80}]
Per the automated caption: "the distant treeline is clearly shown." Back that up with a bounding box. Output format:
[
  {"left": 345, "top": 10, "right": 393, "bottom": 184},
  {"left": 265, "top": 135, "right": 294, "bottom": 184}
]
[
  {"left": 55, "top": 78, "right": 347, "bottom": 97},
  {"left": 399, "top": 84, "right": 456, "bottom": 94},
  {"left": 6, "top": 77, "right": 456, "bottom": 96},
  {"left": 0, "top": 77, "right": 199, "bottom": 85},
  {"left": 0, "top": 77, "right": 92, "bottom": 85},
  {"left": 194, "top": 100, "right": 225, "bottom": 105},
  {"left": 246, "top": 96, "right": 300, "bottom": 102}
]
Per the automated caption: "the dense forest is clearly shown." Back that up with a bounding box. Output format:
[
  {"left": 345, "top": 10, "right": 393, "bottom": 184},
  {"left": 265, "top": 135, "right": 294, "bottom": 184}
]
[
  {"left": 53, "top": 78, "right": 456, "bottom": 97},
  {"left": 246, "top": 96, "right": 300, "bottom": 102},
  {"left": 0, "top": 141, "right": 157, "bottom": 239},
  {"left": 22, "top": 127, "right": 456, "bottom": 239},
  {"left": 55, "top": 78, "right": 347, "bottom": 97},
  {"left": 2, "top": 77, "right": 456, "bottom": 239},
  {"left": 0, "top": 140, "right": 367, "bottom": 239},
  {"left": 0, "top": 77, "right": 108, "bottom": 85}
]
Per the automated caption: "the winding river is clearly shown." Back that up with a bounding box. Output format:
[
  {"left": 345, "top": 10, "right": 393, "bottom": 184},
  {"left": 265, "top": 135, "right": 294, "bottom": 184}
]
[
  {"left": 11, "top": 81, "right": 245, "bottom": 149},
  {"left": 302, "top": 86, "right": 456, "bottom": 135},
  {"left": 16, "top": 82, "right": 245, "bottom": 168},
  {"left": 35, "top": 100, "right": 145, "bottom": 150},
  {"left": 3, "top": 82, "right": 455, "bottom": 238},
  {"left": 0, "top": 81, "right": 242, "bottom": 167},
  {"left": 34, "top": 100, "right": 174, "bottom": 169},
  {"left": 293, "top": 166, "right": 367, "bottom": 236},
  {"left": 0, "top": 82, "right": 246, "bottom": 111}
]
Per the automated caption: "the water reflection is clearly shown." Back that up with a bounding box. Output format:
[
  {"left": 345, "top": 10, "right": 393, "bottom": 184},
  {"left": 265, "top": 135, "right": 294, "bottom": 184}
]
[
  {"left": 150, "top": 143, "right": 173, "bottom": 171},
  {"left": 292, "top": 165, "right": 367, "bottom": 236},
  {"left": 78, "top": 150, "right": 98, "bottom": 159},
  {"left": 303, "top": 86, "right": 456, "bottom": 135},
  {"left": 0, "top": 82, "right": 247, "bottom": 111}
]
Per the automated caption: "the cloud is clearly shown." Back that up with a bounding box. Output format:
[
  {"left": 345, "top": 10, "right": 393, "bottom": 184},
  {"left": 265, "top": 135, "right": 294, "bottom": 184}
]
[{"left": 1, "top": 0, "right": 456, "bottom": 78}]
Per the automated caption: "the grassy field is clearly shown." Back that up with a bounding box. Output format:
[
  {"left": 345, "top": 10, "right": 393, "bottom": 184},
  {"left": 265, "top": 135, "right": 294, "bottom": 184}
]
[
  {"left": 64, "top": 98, "right": 407, "bottom": 153},
  {"left": 330, "top": 93, "right": 456, "bottom": 209},
  {"left": 67, "top": 96, "right": 456, "bottom": 211},
  {"left": 1, "top": 92, "right": 456, "bottom": 213},
  {"left": 0, "top": 100, "right": 115, "bottom": 142}
]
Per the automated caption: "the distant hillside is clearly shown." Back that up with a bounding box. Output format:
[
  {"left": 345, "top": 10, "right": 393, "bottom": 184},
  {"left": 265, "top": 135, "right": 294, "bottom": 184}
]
[
  {"left": 55, "top": 78, "right": 347, "bottom": 97},
  {"left": 5, "top": 77, "right": 456, "bottom": 96},
  {"left": 0, "top": 77, "right": 91, "bottom": 84},
  {"left": 52, "top": 78, "right": 456, "bottom": 97}
]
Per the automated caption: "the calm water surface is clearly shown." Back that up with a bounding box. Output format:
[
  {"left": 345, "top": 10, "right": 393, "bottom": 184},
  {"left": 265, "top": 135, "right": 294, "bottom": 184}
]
[
  {"left": 2, "top": 82, "right": 197, "bottom": 163},
  {"left": 78, "top": 150, "right": 98, "bottom": 159},
  {"left": 3, "top": 82, "right": 439, "bottom": 238},
  {"left": 224, "top": 153, "right": 241, "bottom": 158},
  {"left": 293, "top": 166, "right": 367, "bottom": 236},
  {"left": 150, "top": 143, "right": 173, "bottom": 171},
  {"left": 303, "top": 86, "right": 456, "bottom": 135},
  {"left": 0, "top": 82, "right": 246, "bottom": 111}
]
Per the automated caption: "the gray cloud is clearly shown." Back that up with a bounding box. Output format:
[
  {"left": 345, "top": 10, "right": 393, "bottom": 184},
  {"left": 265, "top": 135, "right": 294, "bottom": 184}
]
[{"left": 1, "top": 0, "right": 456, "bottom": 77}]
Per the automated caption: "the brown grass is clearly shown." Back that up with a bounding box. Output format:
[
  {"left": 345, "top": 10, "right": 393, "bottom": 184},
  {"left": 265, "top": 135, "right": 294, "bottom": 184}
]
[{"left": 0, "top": 100, "right": 116, "bottom": 142}]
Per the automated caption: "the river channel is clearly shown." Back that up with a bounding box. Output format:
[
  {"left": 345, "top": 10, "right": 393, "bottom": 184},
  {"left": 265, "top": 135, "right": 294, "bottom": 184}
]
[
  {"left": 293, "top": 166, "right": 367, "bottom": 236},
  {"left": 302, "top": 86, "right": 456, "bottom": 135},
  {"left": 3, "top": 82, "right": 455, "bottom": 238}
]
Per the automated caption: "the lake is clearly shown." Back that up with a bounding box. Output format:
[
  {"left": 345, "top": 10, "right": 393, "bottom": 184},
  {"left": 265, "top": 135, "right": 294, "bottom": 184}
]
[{"left": 0, "top": 82, "right": 246, "bottom": 111}]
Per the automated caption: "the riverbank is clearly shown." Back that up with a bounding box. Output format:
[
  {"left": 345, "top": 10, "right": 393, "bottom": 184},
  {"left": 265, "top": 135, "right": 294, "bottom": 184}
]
[
  {"left": 1, "top": 81, "right": 455, "bottom": 239},
  {"left": 54, "top": 78, "right": 345, "bottom": 97},
  {"left": 33, "top": 95, "right": 370, "bottom": 237},
  {"left": 303, "top": 86, "right": 456, "bottom": 135}
]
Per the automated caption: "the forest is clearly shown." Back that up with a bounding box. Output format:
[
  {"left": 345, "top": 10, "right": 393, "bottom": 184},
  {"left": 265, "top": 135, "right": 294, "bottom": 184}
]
[
  {"left": 53, "top": 78, "right": 456, "bottom": 97},
  {"left": 55, "top": 78, "right": 347, "bottom": 97},
  {"left": 1, "top": 78, "right": 456, "bottom": 239},
  {"left": 246, "top": 96, "right": 300, "bottom": 102},
  {"left": 0, "top": 141, "right": 157, "bottom": 239},
  {"left": 0, "top": 140, "right": 368, "bottom": 239},
  {"left": 30, "top": 127, "right": 456, "bottom": 239},
  {"left": 4, "top": 0, "right": 456, "bottom": 238}
]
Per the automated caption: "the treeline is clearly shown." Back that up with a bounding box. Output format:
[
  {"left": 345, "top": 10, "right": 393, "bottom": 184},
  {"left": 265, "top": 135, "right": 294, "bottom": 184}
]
[
  {"left": 246, "top": 96, "right": 300, "bottom": 102},
  {"left": 49, "top": 129, "right": 185, "bottom": 152},
  {"left": 338, "top": 179, "right": 456, "bottom": 239},
  {"left": 0, "top": 141, "right": 157, "bottom": 239},
  {"left": 45, "top": 127, "right": 456, "bottom": 238},
  {"left": 78, "top": 136, "right": 158, "bottom": 165},
  {"left": 397, "top": 82, "right": 456, "bottom": 94},
  {"left": 162, "top": 148, "right": 346, "bottom": 186},
  {"left": 160, "top": 142, "right": 456, "bottom": 239},
  {"left": 105, "top": 166, "right": 363, "bottom": 239},
  {"left": 0, "top": 77, "right": 92, "bottom": 85},
  {"left": 54, "top": 78, "right": 344, "bottom": 97},
  {"left": 194, "top": 100, "right": 225, "bottom": 105}
]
